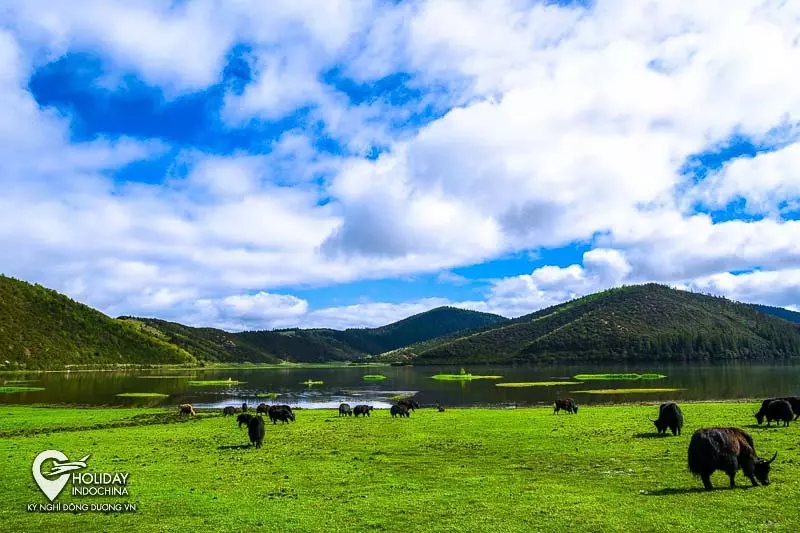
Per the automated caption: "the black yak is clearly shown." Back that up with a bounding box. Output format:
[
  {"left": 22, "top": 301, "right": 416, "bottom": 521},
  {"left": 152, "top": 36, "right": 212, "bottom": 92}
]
[
  {"left": 248, "top": 415, "right": 265, "bottom": 449},
  {"left": 339, "top": 403, "right": 352, "bottom": 417},
  {"left": 222, "top": 406, "right": 237, "bottom": 416},
  {"left": 760, "top": 400, "right": 793, "bottom": 427},
  {"left": 688, "top": 427, "right": 776, "bottom": 490},
  {"left": 649, "top": 402, "right": 684, "bottom": 436},
  {"left": 237, "top": 413, "right": 254, "bottom": 428},
  {"left": 755, "top": 397, "right": 800, "bottom": 424},
  {"left": 241, "top": 403, "right": 248, "bottom": 413},
  {"left": 390, "top": 404, "right": 410, "bottom": 418},
  {"left": 268, "top": 405, "right": 295, "bottom": 424},
  {"left": 353, "top": 405, "right": 373, "bottom": 417},
  {"left": 438, "top": 405, "right": 446, "bottom": 412},
  {"left": 397, "top": 398, "right": 420, "bottom": 412},
  {"left": 256, "top": 403, "right": 269, "bottom": 415},
  {"left": 178, "top": 404, "right": 196, "bottom": 416},
  {"left": 554, "top": 398, "right": 577, "bottom": 414}
]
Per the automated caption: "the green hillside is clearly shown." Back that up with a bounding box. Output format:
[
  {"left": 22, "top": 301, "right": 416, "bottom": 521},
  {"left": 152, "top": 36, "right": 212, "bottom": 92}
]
[
  {"left": 0, "top": 276, "right": 194, "bottom": 370},
  {"left": 411, "top": 284, "right": 800, "bottom": 364},
  {"left": 753, "top": 304, "right": 800, "bottom": 324}
]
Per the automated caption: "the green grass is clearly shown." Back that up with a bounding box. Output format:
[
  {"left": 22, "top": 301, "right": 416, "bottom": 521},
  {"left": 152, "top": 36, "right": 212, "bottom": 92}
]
[
  {"left": 0, "top": 386, "right": 45, "bottom": 393},
  {"left": 496, "top": 381, "right": 584, "bottom": 387},
  {"left": 1, "top": 403, "right": 798, "bottom": 532},
  {"left": 256, "top": 392, "right": 280, "bottom": 399},
  {"left": 302, "top": 380, "right": 324, "bottom": 386},
  {"left": 186, "top": 379, "right": 246, "bottom": 386},
  {"left": 574, "top": 388, "right": 686, "bottom": 394},
  {"left": 136, "top": 376, "right": 187, "bottom": 379},
  {"left": 431, "top": 374, "right": 503, "bottom": 381},
  {"left": 115, "top": 393, "right": 170, "bottom": 398},
  {"left": 573, "top": 373, "right": 667, "bottom": 381},
  {"left": 362, "top": 375, "right": 387, "bottom": 381},
  {"left": 388, "top": 393, "right": 416, "bottom": 401},
  {"left": 2, "top": 379, "right": 39, "bottom": 384}
]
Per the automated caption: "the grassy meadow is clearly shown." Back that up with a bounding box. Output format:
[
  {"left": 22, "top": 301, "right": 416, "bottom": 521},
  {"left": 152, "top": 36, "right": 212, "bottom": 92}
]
[{"left": 1, "top": 403, "right": 799, "bottom": 532}]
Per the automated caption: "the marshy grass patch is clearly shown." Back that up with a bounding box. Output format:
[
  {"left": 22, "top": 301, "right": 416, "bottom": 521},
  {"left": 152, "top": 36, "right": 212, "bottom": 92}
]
[
  {"left": 136, "top": 375, "right": 186, "bottom": 379},
  {"left": 187, "top": 378, "right": 246, "bottom": 386},
  {"left": 496, "top": 381, "right": 584, "bottom": 388},
  {"left": 2, "top": 379, "right": 39, "bottom": 384},
  {"left": 256, "top": 392, "right": 280, "bottom": 399},
  {"left": 573, "top": 373, "right": 667, "bottom": 381},
  {"left": 388, "top": 392, "right": 417, "bottom": 401},
  {"left": 573, "top": 388, "right": 686, "bottom": 394},
  {"left": 0, "top": 386, "right": 45, "bottom": 393},
  {"left": 431, "top": 374, "right": 504, "bottom": 381},
  {"left": 302, "top": 380, "right": 324, "bottom": 386},
  {"left": 115, "top": 392, "right": 170, "bottom": 398},
  {"left": 362, "top": 375, "right": 387, "bottom": 381}
]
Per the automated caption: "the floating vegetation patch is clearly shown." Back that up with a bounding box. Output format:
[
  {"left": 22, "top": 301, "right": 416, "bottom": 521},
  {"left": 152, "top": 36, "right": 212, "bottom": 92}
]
[
  {"left": 574, "top": 388, "right": 686, "bottom": 395},
  {"left": 388, "top": 393, "right": 416, "bottom": 401},
  {"left": 362, "top": 375, "right": 387, "bottom": 381},
  {"left": 496, "top": 381, "right": 583, "bottom": 388},
  {"left": 187, "top": 379, "right": 246, "bottom": 386},
  {"left": 136, "top": 376, "right": 185, "bottom": 379},
  {"left": 573, "top": 373, "right": 667, "bottom": 381},
  {"left": 302, "top": 380, "right": 324, "bottom": 386},
  {"left": 0, "top": 386, "right": 45, "bottom": 393},
  {"left": 431, "top": 374, "right": 504, "bottom": 381},
  {"left": 256, "top": 392, "right": 280, "bottom": 399},
  {"left": 115, "top": 392, "right": 169, "bottom": 398},
  {"left": 3, "top": 379, "right": 38, "bottom": 384}
]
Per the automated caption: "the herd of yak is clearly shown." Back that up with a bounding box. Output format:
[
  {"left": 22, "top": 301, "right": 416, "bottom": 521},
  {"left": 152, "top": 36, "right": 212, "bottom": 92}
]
[{"left": 177, "top": 394, "right": 800, "bottom": 491}]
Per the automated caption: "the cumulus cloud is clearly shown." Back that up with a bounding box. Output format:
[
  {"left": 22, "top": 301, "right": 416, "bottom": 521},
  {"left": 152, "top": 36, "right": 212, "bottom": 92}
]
[{"left": 0, "top": 0, "right": 799, "bottom": 329}]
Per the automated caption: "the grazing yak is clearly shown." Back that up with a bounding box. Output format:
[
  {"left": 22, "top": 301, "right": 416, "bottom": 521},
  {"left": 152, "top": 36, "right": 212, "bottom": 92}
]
[
  {"left": 353, "top": 405, "right": 373, "bottom": 417},
  {"left": 688, "top": 427, "right": 776, "bottom": 490},
  {"left": 178, "top": 404, "right": 196, "bottom": 416},
  {"left": 554, "top": 398, "right": 578, "bottom": 415},
  {"left": 256, "top": 403, "right": 270, "bottom": 415},
  {"left": 242, "top": 403, "right": 248, "bottom": 413},
  {"left": 758, "top": 399, "right": 794, "bottom": 427},
  {"left": 397, "top": 398, "right": 420, "bottom": 412},
  {"left": 755, "top": 397, "right": 800, "bottom": 424},
  {"left": 649, "top": 402, "right": 684, "bottom": 436},
  {"left": 237, "top": 413, "right": 254, "bottom": 428},
  {"left": 339, "top": 403, "right": 353, "bottom": 417},
  {"left": 390, "top": 404, "right": 410, "bottom": 418},
  {"left": 268, "top": 405, "right": 295, "bottom": 424},
  {"left": 222, "top": 406, "right": 237, "bottom": 416},
  {"left": 438, "top": 405, "right": 446, "bottom": 412},
  {"left": 248, "top": 415, "right": 265, "bottom": 449}
]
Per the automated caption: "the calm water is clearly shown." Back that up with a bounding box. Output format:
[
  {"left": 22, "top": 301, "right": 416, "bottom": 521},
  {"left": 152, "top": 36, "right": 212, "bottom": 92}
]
[{"left": 3, "top": 362, "right": 800, "bottom": 409}]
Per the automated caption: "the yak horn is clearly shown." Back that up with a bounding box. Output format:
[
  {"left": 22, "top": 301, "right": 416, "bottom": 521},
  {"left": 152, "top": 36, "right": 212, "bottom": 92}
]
[{"left": 767, "top": 451, "right": 778, "bottom": 464}]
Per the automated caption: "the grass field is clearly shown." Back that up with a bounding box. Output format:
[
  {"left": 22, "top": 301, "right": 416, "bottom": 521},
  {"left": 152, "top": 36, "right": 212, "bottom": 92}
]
[{"left": 1, "top": 403, "right": 799, "bottom": 532}]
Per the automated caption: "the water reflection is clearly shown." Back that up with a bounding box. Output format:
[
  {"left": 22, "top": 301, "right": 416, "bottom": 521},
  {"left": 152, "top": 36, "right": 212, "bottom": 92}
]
[{"left": 2, "top": 361, "right": 800, "bottom": 408}]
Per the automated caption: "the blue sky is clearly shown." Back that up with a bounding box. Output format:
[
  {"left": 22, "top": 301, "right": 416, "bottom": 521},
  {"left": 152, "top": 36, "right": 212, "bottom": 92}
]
[{"left": 1, "top": 0, "right": 799, "bottom": 330}]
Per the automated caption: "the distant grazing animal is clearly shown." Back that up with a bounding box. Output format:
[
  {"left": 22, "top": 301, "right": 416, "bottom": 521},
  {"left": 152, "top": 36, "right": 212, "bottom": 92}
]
[
  {"left": 438, "top": 405, "right": 446, "bottom": 412},
  {"left": 760, "top": 399, "right": 794, "bottom": 427},
  {"left": 256, "top": 403, "right": 269, "bottom": 415},
  {"left": 248, "top": 415, "right": 265, "bottom": 449},
  {"left": 755, "top": 397, "right": 800, "bottom": 424},
  {"left": 397, "top": 398, "right": 420, "bottom": 412},
  {"left": 339, "top": 403, "right": 353, "bottom": 417},
  {"left": 222, "top": 406, "right": 237, "bottom": 416},
  {"left": 554, "top": 398, "right": 577, "bottom": 415},
  {"left": 178, "top": 404, "right": 195, "bottom": 417},
  {"left": 237, "top": 413, "right": 254, "bottom": 428},
  {"left": 269, "top": 406, "right": 295, "bottom": 424},
  {"left": 241, "top": 403, "right": 248, "bottom": 413},
  {"left": 688, "top": 427, "right": 776, "bottom": 490},
  {"left": 353, "top": 405, "right": 373, "bottom": 417},
  {"left": 390, "top": 404, "right": 410, "bottom": 418},
  {"left": 649, "top": 402, "right": 684, "bottom": 436}
]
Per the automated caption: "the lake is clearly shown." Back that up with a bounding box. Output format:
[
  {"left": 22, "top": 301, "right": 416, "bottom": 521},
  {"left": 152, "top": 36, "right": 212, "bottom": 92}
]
[{"left": 3, "top": 362, "right": 800, "bottom": 409}]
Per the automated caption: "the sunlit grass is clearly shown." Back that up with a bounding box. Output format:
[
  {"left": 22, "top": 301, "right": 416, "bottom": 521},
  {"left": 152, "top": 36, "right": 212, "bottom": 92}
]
[
  {"left": 136, "top": 375, "right": 186, "bottom": 379},
  {"left": 302, "top": 380, "right": 324, "bottom": 386},
  {"left": 431, "top": 374, "right": 504, "bottom": 381},
  {"left": 256, "top": 392, "right": 280, "bottom": 399},
  {"left": 573, "top": 373, "right": 667, "bottom": 381},
  {"left": 496, "top": 381, "right": 583, "bottom": 387},
  {"left": 187, "top": 379, "right": 246, "bottom": 386},
  {"left": 115, "top": 393, "right": 170, "bottom": 398},
  {"left": 574, "top": 388, "right": 686, "bottom": 394},
  {"left": 0, "top": 386, "right": 45, "bottom": 393},
  {"left": 362, "top": 375, "right": 387, "bottom": 381}
]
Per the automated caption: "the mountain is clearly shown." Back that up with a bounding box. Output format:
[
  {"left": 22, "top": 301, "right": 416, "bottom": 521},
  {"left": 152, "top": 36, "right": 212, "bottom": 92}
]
[
  {"left": 407, "top": 284, "right": 800, "bottom": 364},
  {"left": 131, "top": 306, "right": 508, "bottom": 363},
  {"left": 0, "top": 275, "right": 194, "bottom": 370},
  {"left": 752, "top": 304, "right": 800, "bottom": 324}
]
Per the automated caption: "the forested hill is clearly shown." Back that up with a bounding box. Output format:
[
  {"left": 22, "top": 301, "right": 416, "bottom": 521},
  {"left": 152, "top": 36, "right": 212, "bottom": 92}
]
[
  {"left": 131, "top": 306, "right": 508, "bottom": 363},
  {"left": 752, "top": 304, "right": 800, "bottom": 324},
  {"left": 0, "top": 275, "right": 194, "bottom": 370},
  {"left": 407, "top": 284, "right": 800, "bottom": 364}
]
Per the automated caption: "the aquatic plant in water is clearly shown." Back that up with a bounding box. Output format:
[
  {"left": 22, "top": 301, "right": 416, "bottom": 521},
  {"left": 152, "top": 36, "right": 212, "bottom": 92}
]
[
  {"left": 432, "top": 374, "right": 503, "bottom": 381},
  {"left": 572, "top": 373, "right": 667, "bottom": 381},
  {"left": 0, "top": 386, "right": 45, "bottom": 393},
  {"left": 496, "top": 381, "right": 583, "bottom": 388},
  {"left": 573, "top": 388, "right": 685, "bottom": 394},
  {"left": 115, "top": 392, "right": 169, "bottom": 398},
  {"left": 362, "top": 375, "right": 387, "bottom": 381}
]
